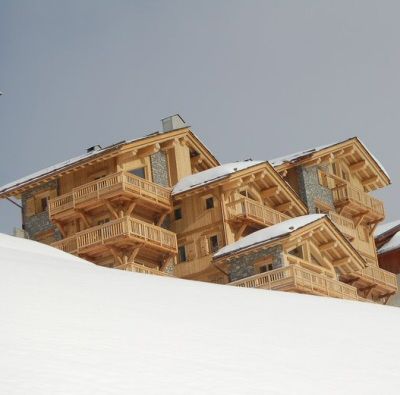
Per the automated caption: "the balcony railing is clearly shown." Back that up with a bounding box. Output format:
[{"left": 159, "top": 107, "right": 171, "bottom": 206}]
[
  {"left": 328, "top": 211, "right": 356, "bottom": 240},
  {"left": 355, "top": 265, "right": 397, "bottom": 290},
  {"left": 114, "top": 262, "right": 172, "bottom": 277},
  {"left": 226, "top": 197, "right": 290, "bottom": 227},
  {"left": 229, "top": 264, "right": 359, "bottom": 301},
  {"left": 48, "top": 171, "right": 172, "bottom": 217},
  {"left": 332, "top": 184, "right": 384, "bottom": 218},
  {"left": 52, "top": 216, "right": 177, "bottom": 255}
]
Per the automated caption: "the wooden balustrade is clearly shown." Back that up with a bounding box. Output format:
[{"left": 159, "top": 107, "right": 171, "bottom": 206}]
[
  {"left": 357, "top": 266, "right": 398, "bottom": 289},
  {"left": 48, "top": 171, "right": 172, "bottom": 217},
  {"left": 328, "top": 211, "right": 356, "bottom": 239},
  {"left": 52, "top": 236, "right": 78, "bottom": 254},
  {"left": 229, "top": 264, "right": 359, "bottom": 301},
  {"left": 114, "top": 262, "right": 172, "bottom": 277},
  {"left": 52, "top": 217, "right": 177, "bottom": 255},
  {"left": 227, "top": 197, "right": 290, "bottom": 227},
  {"left": 332, "top": 183, "right": 384, "bottom": 217}
]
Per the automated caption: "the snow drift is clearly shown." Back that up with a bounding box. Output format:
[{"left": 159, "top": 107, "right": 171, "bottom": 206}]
[{"left": 0, "top": 233, "right": 399, "bottom": 394}]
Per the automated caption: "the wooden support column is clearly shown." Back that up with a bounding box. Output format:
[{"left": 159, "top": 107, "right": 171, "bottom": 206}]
[
  {"left": 76, "top": 210, "right": 90, "bottom": 229},
  {"left": 105, "top": 201, "right": 119, "bottom": 220},
  {"left": 53, "top": 220, "right": 67, "bottom": 238}
]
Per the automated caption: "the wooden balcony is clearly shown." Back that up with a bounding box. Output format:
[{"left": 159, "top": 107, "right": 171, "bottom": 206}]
[
  {"left": 48, "top": 171, "right": 172, "bottom": 220},
  {"left": 229, "top": 264, "right": 360, "bottom": 301},
  {"left": 52, "top": 216, "right": 178, "bottom": 257},
  {"left": 328, "top": 211, "right": 356, "bottom": 240},
  {"left": 114, "top": 262, "right": 173, "bottom": 277},
  {"left": 332, "top": 184, "right": 384, "bottom": 222},
  {"left": 227, "top": 197, "right": 290, "bottom": 228},
  {"left": 341, "top": 265, "right": 398, "bottom": 301}
]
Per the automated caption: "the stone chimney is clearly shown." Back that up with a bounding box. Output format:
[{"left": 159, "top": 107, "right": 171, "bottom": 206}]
[{"left": 161, "top": 114, "right": 186, "bottom": 132}]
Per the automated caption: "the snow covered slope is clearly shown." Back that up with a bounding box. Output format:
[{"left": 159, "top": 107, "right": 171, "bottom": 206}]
[{"left": 1, "top": 234, "right": 400, "bottom": 395}]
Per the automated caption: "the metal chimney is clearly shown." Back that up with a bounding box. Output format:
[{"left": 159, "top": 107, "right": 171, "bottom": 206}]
[{"left": 161, "top": 114, "right": 186, "bottom": 132}]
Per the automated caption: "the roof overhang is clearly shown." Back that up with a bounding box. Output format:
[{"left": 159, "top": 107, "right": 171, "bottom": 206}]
[
  {"left": 0, "top": 127, "right": 219, "bottom": 199},
  {"left": 272, "top": 137, "right": 390, "bottom": 192}
]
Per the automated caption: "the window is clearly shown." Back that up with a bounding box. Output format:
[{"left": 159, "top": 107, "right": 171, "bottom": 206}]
[
  {"left": 97, "top": 218, "right": 110, "bottom": 226},
  {"left": 258, "top": 263, "right": 274, "bottom": 273},
  {"left": 255, "top": 257, "right": 274, "bottom": 274},
  {"left": 209, "top": 235, "right": 219, "bottom": 253},
  {"left": 178, "top": 246, "right": 187, "bottom": 263},
  {"left": 40, "top": 197, "right": 48, "bottom": 212},
  {"left": 129, "top": 167, "right": 146, "bottom": 179},
  {"left": 174, "top": 207, "right": 182, "bottom": 220},
  {"left": 288, "top": 246, "right": 303, "bottom": 259},
  {"left": 205, "top": 197, "right": 214, "bottom": 209}
]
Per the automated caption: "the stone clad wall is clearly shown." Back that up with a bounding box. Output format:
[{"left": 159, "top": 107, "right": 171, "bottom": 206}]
[
  {"left": 21, "top": 180, "right": 61, "bottom": 241},
  {"left": 229, "top": 245, "right": 284, "bottom": 282},
  {"left": 297, "top": 164, "right": 335, "bottom": 213},
  {"left": 150, "top": 151, "right": 169, "bottom": 187}
]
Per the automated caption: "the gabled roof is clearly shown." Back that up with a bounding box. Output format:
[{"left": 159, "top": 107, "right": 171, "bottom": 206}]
[
  {"left": 269, "top": 137, "right": 390, "bottom": 191},
  {"left": 375, "top": 220, "right": 400, "bottom": 239},
  {"left": 214, "top": 214, "right": 324, "bottom": 259},
  {"left": 0, "top": 126, "right": 219, "bottom": 198},
  {"left": 172, "top": 160, "right": 263, "bottom": 195},
  {"left": 378, "top": 232, "right": 400, "bottom": 255}
]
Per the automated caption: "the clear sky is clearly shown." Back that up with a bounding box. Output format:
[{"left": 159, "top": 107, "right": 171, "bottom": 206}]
[{"left": 0, "top": 0, "right": 399, "bottom": 234}]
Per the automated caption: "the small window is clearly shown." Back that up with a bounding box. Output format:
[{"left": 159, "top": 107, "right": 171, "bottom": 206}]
[
  {"left": 178, "top": 246, "right": 187, "bottom": 263},
  {"left": 209, "top": 235, "right": 219, "bottom": 253},
  {"left": 258, "top": 263, "right": 273, "bottom": 274},
  {"left": 205, "top": 197, "right": 214, "bottom": 210},
  {"left": 288, "top": 246, "right": 303, "bottom": 259},
  {"left": 129, "top": 167, "right": 146, "bottom": 179},
  {"left": 40, "top": 197, "right": 48, "bottom": 212},
  {"left": 174, "top": 207, "right": 182, "bottom": 220}
]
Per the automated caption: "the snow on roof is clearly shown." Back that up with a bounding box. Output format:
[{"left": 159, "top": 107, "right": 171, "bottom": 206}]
[
  {"left": 214, "top": 214, "right": 325, "bottom": 258},
  {"left": 378, "top": 231, "right": 400, "bottom": 255},
  {"left": 268, "top": 143, "right": 334, "bottom": 167},
  {"left": 375, "top": 220, "right": 400, "bottom": 239},
  {"left": 268, "top": 137, "right": 390, "bottom": 180},
  {"left": 2, "top": 233, "right": 400, "bottom": 394},
  {"left": 0, "top": 141, "right": 125, "bottom": 195},
  {"left": 172, "top": 160, "right": 264, "bottom": 195}
]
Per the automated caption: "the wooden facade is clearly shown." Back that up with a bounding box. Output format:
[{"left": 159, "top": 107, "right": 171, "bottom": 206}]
[{"left": 0, "top": 118, "right": 397, "bottom": 303}]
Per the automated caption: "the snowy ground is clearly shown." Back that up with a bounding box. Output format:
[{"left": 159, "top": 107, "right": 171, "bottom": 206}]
[{"left": 0, "top": 234, "right": 400, "bottom": 395}]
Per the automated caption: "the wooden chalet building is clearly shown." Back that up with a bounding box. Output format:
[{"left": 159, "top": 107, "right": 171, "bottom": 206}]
[{"left": 0, "top": 115, "right": 397, "bottom": 303}]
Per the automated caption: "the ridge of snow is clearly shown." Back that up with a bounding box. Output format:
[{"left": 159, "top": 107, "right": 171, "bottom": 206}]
[
  {"left": 214, "top": 214, "right": 325, "bottom": 258},
  {"left": 0, "top": 142, "right": 125, "bottom": 194},
  {"left": 1, "top": 233, "right": 400, "bottom": 394},
  {"left": 268, "top": 137, "right": 390, "bottom": 180},
  {"left": 172, "top": 160, "right": 264, "bottom": 195},
  {"left": 376, "top": 220, "right": 400, "bottom": 238},
  {"left": 378, "top": 231, "right": 400, "bottom": 254}
]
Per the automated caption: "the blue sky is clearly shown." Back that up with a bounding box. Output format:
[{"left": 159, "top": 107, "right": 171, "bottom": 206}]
[{"left": 1, "top": 1, "right": 399, "bottom": 233}]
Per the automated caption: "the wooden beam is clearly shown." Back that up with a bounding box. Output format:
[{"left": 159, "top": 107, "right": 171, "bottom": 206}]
[
  {"left": 137, "top": 143, "right": 160, "bottom": 158},
  {"left": 261, "top": 186, "right": 281, "bottom": 198},
  {"left": 53, "top": 221, "right": 67, "bottom": 238},
  {"left": 362, "top": 175, "right": 378, "bottom": 186},
  {"left": 76, "top": 210, "right": 90, "bottom": 229},
  {"left": 221, "top": 179, "right": 243, "bottom": 192},
  {"left": 127, "top": 246, "right": 141, "bottom": 263},
  {"left": 354, "top": 213, "right": 367, "bottom": 227},
  {"left": 274, "top": 201, "right": 292, "bottom": 212},
  {"left": 236, "top": 224, "right": 247, "bottom": 240},
  {"left": 349, "top": 160, "right": 366, "bottom": 172},
  {"left": 156, "top": 212, "right": 168, "bottom": 226},
  {"left": 319, "top": 241, "right": 337, "bottom": 252},
  {"left": 333, "top": 256, "right": 351, "bottom": 266},
  {"left": 126, "top": 200, "right": 137, "bottom": 217},
  {"left": 105, "top": 201, "right": 119, "bottom": 220},
  {"left": 161, "top": 138, "right": 178, "bottom": 151}
]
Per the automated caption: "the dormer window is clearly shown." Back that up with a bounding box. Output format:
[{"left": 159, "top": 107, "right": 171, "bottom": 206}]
[{"left": 205, "top": 197, "right": 214, "bottom": 210}]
